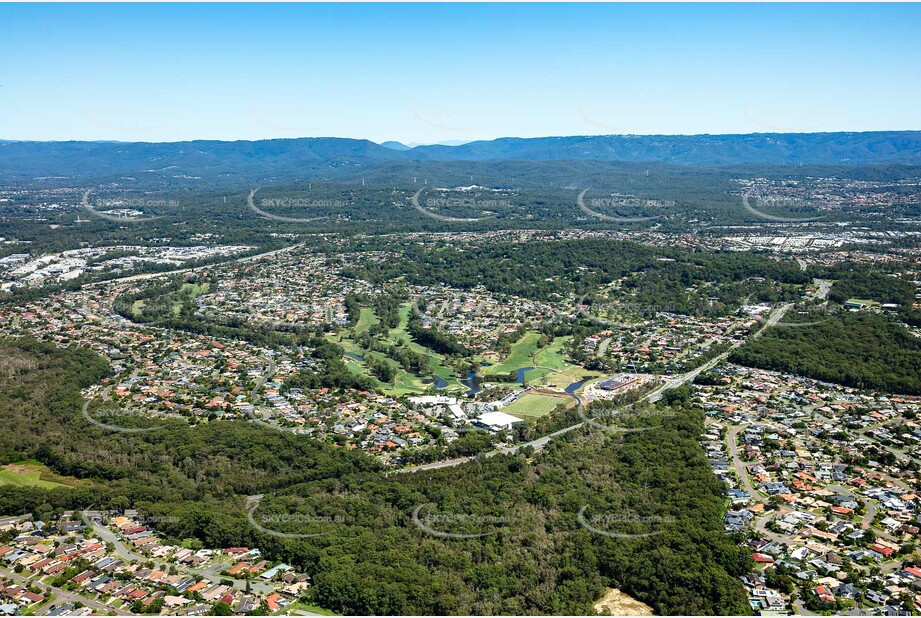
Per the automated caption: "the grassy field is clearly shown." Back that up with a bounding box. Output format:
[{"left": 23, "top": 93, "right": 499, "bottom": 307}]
[
  {"left": 131, "top": 282, "right": 210, "bottom": 318},
  {"left": 354, "top": 307, "right": 380, "bottom": 335},
  {"left": 481, "top": 334, "right": 589, "bottom": 389},
  {"left": 182, "top": 282, "right": 210, "bottom": 296},
  {"left": 174, "top": 282, "right": 210, "bottom": 315},
  {"left": 533, "top": 336, "right": 571, "bottom": 371},
  {"left": 532, "top": 363, "right": 596, "bottom": 390},
  {"left": 0, "top": 460, "right": 82, "bottom": 488},
  {"left": 485, "top": 331, "right": 543, "bottom": 375},
  {"left": 384, "top": 303, "right": 464, "bottom": 391},
  {"left": 502, "top": 392, "right": 569, "bottom": 418},
  {"left": 331, "top": 302, "right": 465, "bottom": 396},
  {"left": 329, "top": 304, "right": 589, "bottom": 398}
]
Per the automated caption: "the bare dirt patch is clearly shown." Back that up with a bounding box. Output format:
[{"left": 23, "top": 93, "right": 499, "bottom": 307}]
[{"left": 593, "top": 588, "right": 654, "bottom": 616}]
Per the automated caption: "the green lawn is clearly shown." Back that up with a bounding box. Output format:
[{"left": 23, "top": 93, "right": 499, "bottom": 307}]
[
  {"left": 0, "top": 460, "right": 80, "bottom": 488},
  {"left": 481, "top": 334, "right": 584, "bottom": 387},
  {"left": 354, "top": 307, "right": 380, "bottom": 335},
  {"left": 502, "top": 393, "right": 569, "bottom": 418},
  {"left": 330, "top": 303, "right": 465, "bottom": 396},
  {"left": 173, "top": 282, "right": 210, "bottom": 315},
  {"left": 327, "top": 304, "right": 585, "bottom": 397},
  {"left": 384, "top": 303, "right": 463, "bottom": 392},
  {"left": 132, "top": 282, "right": 210, "bottom": 317},
  {"left": 532, "top": 363, "right": 595, "bottom": 390},
  {"left": 485, "top": 331, "right": 543, "bottom": 375},
  {"left": 533, "top": 336, "right": 572, "bottom": 371},
  {"left": 181, "top": 282, "right": 210, "bottom": 296}
]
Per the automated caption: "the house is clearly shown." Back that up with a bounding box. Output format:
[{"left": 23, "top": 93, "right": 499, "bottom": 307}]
[
  {"left": 814, "top": 585, "right": 835, "bottom": 603},
  {"left": 226, "top": 562, "right": 250, "bottom": 576},
  {"left": 870, "top": 544, "right": 895, "bottom": 559}
]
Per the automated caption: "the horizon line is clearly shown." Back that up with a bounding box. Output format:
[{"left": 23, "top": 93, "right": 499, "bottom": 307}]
[{"left": 2, "top": 128, "right": 920, "bottom": 147}]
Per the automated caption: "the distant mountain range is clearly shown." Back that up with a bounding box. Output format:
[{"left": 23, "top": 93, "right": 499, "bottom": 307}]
[{"left": 1, "top": 131, "right": 919, "bottom": 180}]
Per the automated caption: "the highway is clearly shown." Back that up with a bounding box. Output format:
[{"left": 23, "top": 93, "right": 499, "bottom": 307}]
[
  {"left": 83, "top": 241, "right": 305, "bottom": 289},
  {"left": 391, "top": 398, "right": 587, "bottom": 474},
  {"left": 647, "top": 303, "right": 791, "bottom": 403}
]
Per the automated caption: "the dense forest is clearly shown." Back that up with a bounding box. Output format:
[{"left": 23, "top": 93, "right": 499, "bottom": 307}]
[
  {"left": 824, "top": 266, "right": 917, "bottom": 306},
  {"left": 730, "top": 312, "right": 921, "bottom": 394},
  {"left": 343, "top": 238, "right": 808, "bottom": 315},
  {"left": 0, "top": 338, "right": 378, "bottom": 505},
  {"left": 0, "top": 338, "right": 751, "bottom": 615}
]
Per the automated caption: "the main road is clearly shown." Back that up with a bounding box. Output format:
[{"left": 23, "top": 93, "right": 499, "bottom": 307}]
[
  {"left": 83, "top": 241, "right": 305, "bottom": 289},
  {"left": 396, "top": 303, "right": 792, "bottom": 474},
  {"left": 647, "top": 303, "right": 790, "bottom": 403}
]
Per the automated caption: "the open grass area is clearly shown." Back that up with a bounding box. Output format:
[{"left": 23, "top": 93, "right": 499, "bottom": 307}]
[
  {"left": 485, "top": 331, "right": 543, "bottom": 375},
  {"left": 0, "top": 460, "right": 82, "bottom": 488},
  {"left": 384, "top": 303, "right": 463, "bottom": 392},
  {"left": 332, "top": 335, "right": 364, "bottom": 357},
  {"left": 532, "top": 362, "right": 596, "bottom": 391},
  {"left": 354, "top": 307, "right": 380, "bottom": 335},
  {"left": 173, "top": 282, "right": 210, "bottom": 315},
  {"left": 329, "top": 305, "right": 588, "bottom": 398},
  {"left": 131, "top": 282, "right": 210, "bottom": 318},
  {"left": 502, "top": 392, "right": 569, "bottom": 418},
  {"left": 533, "top": 336, "right": 571, "bottom": 371},
  {"left": 331, "top": 303, "right": 465, "bottom": 396},
  {"left": 181, "top": 282, "right": 210, "bottom": 296}
]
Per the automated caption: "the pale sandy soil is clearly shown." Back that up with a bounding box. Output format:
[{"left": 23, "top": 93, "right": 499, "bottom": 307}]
[{"left": 593, "top": 588, "right": 655, "bottom": 616}]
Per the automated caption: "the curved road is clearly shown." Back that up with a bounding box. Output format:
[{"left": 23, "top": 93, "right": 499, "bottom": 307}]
[
  {"left": 0, "top": 566, "right": 135, "bottom": 616},
  {"left": 397, "top": 304, "right": 793, "bottom": 474}
]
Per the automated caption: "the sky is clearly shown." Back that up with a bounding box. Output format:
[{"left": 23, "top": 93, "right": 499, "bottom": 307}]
[{"left": 1, "top": 3, "right": 919, "bottom": 144}]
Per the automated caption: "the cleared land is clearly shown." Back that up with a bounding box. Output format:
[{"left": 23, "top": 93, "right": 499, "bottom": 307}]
[
  {"left": 502, "top": 392, "right": 568, "bottom": 418},
  {"left": 484, "top": 331, "right": 543, "bottom": 375},
  {"left": 353, "top": 307, "right": 380, "bottom": 335},
  {"left": 0, "top": 460, "right": 81, "bottom": 488}
]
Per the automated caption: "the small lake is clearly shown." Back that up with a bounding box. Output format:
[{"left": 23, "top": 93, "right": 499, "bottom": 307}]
[
  {"left": 515, "top": 366, "right": 535, "bottom": 383},
  {"left": 465, "top": 372, "right": 483, "bottom": 396},
  {"left": 346, "top": 353, "right": 364, "bottom": 361},
  {"left": 565, "top": 377, "right": 591, "bottom": 394},
  {"left": 431, "top": 375, "right": 449, "bottom": 389}
]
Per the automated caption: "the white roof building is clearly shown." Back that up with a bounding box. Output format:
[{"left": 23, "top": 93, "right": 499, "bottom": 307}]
[{"left": 476, "top": 411, "right": 524, "bottom": 431}]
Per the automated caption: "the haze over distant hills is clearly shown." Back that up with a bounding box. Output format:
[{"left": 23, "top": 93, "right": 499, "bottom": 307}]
[{"left": 1, "top": 131, "right": 919, "bottom": 180}]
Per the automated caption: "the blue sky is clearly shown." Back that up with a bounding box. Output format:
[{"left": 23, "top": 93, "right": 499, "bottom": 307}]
[{"left": 1, "top": 3, "right": 919, "bottom": 143}]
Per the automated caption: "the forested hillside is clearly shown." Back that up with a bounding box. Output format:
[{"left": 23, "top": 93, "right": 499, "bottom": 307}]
[
  {"left": 343, "top": 238, "right": 808, "bottom": 314},
  {"left": 2, "top": 132, "right": 919, "bottom": 180},
  {"left": 730, "top": 312, "right": 921, "bottom": 394},
  {"left": 0, "top": 338, "right": 751, "bottom": 615}
]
